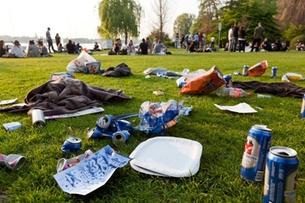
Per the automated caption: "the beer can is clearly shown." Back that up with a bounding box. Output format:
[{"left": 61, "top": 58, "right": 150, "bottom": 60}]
[
  {"left": 301, "top": 94, "right": 305, "bottom": 119},
  {"left": 61, "top": 137, "right": 82, "bottom": 153},
  {"left": 271, "top": 67, "right": 278, "bottom": 78},
  {"left": 31, "top": 109, "right": 45, "bottom": 127},
  {"left": 240, "top": 125, "right": 272, "bottom": 182},
  {"left": 223, "top": 74, "right": 233, "bottom": 87},
  {"left": 263, "top": 146, "right": 299, "bottom": 203},
  {"left": 243, "top": 65, "right": 249, "bottom": 76}
]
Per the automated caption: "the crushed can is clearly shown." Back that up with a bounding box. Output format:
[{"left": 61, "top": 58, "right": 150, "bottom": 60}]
[
  {"left": 271, "top": 67, "right": 278, "bottom": 78},
  {"left": 263, "top": 146, "right": 299, "bottom": 203},
  {"left": 301, "top": 94, "right": 305, "bottom": 119},
  {"left": 57, "top": 149, "right": 94, "bottom": 172},
  {"left": 243, "top": 65, "right": 249, "bottom": 76},
  {"left": 240, "top": 125, "right": 272, "bottom": 182},
  {"left": 61, "top": 137, "right": 82, "bottom": 153}
]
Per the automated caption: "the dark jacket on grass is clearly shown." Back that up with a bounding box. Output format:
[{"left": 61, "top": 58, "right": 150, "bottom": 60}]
[{"left": 0, "top": 78, "right": 131, "bottom": 116}]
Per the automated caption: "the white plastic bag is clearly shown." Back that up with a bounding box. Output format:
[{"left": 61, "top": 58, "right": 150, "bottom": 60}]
[
  {"left": 66, "top": 51, "right": 97, "bottom": 73},
  {"left": 281, "top": 72, "right": 304, "bottom": 82}
]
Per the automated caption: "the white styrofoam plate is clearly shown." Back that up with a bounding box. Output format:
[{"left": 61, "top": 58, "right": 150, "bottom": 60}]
[
  {"left": 130, "top": 137, "right": 203, "bottom": 177},
  {"left": 130, "top": 162, "right": 168, "bottom": 177}
]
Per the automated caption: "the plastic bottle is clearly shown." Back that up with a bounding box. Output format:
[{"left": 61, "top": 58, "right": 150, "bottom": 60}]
[{"left": 215, "top": 87, "right": 250, "bottom": 98}]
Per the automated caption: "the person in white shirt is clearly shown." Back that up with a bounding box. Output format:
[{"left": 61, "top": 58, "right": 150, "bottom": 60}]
[
  {"left": 228, "top": 25, "right": 234, "bottom": 52},
  {"left": 9, "top": 40, "right": 25, "bottom": 58}
]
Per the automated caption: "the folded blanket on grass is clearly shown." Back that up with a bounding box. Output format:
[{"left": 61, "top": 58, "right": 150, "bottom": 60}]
[
  {"left": 0, "top": 78, "right": 131, "bottom": 116},
  {"left": 233, "top": 81, "right": 305, "bottom": 98}
]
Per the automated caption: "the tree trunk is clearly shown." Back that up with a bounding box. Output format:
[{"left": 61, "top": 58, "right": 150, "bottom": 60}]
[
  {"left": 277, "top": 0, "right": 305, "bottom": 27},
  {"left": 125, "top": 30, "right": 128, "bottom": 45}
]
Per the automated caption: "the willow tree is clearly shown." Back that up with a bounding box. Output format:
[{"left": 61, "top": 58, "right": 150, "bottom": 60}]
[{"left": 98, "top": 0, "right": 141, "bottom": 44}]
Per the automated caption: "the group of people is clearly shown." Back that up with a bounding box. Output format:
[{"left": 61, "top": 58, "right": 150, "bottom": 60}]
[
  {"left": 296, "top": 40, "right": 305, "bottom": 51},
  {"left": 179, "top": 33, "right": 216, "bottom": 53},
  {"left": 109, "top": 38, "right": 168, "bottom": 55},
  {"left": 0, "top": 39, "right": 50, "bottom": 58},
  {"left": 227, "top": 22, "right": 289, "bottom": 52}
]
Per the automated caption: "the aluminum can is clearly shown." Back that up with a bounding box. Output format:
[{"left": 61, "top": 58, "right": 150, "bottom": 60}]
[
  {"left": 271, "top": 67, "right": 278, "bottom": 78},
  {"left": 243, "top": 65, "right": 249, "bottom": 76},
  {"left": 223, "top": 74, "right": 233, "bottom": 87},
  {"left": 301, "top": 94, "right": 305, "bottom": 119},
  {"left": 240, "top": 125, "right": 272, "bottom": 182},
  {"left": 263, "top": 146, "right": 299, "bottom": 203},
  {"left": 61, "top": 137, "right": 82, "bottom": 153}
]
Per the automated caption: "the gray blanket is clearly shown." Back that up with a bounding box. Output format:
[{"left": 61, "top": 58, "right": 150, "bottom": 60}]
[{"left": 0, "top": 78, "right": 131, "bottom": 116}]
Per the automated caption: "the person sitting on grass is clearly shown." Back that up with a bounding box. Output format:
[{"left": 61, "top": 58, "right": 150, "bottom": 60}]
[
  {"left": 37, "top": 40, "right": 51, "bottom": 57},
  {"left": 8, "top": 40, "right": 25, "bottom": 58},
  {"left": 93, "top": 42, "right": 101, "bottom": 51},
  {"left": 66, "top": 40, "right": 75, "bottom": 54},
  {"left": 0, "top": 40, "right": 8, "bottom": 57},
  {"left": 153, "top": 40, "right": 167, "bottom": 55},
  {"left": 27, "top": 40, "right": 40, "bottom": 57}
]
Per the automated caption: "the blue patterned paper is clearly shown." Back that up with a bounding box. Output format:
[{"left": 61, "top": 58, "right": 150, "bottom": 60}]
[{"left": 54, "top": 145, "right": 129, "bottom": 195}]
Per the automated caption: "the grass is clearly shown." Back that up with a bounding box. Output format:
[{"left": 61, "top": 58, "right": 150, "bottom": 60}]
[{"left": 0, "top": 49, "right": 304, "bottom": 202}]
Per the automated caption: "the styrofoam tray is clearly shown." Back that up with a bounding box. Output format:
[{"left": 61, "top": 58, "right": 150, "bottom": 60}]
[{"left": 130, "top": 137, "right": 203, "bottom": 177}]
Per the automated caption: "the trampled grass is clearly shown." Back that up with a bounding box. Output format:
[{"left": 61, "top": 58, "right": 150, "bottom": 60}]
[{"left": 0, "top": 50, "right": 304, "bottom": 202}]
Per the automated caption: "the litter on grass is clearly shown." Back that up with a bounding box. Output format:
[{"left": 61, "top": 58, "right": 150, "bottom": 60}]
[
  {"left": 129, "top": 137, "right": 202, "bottom": 177},
  {"left": 61, "top": 137, "right": 82, "bottom": 153},
  {"left": 180, "top": 66, "right": 225, "bottom": 95},
  {"left": 44, "top": 107, "right": 104, "bottom": 120},
  {"left": 282, "top": 73, "right": 304, "bottom": 82},
  {"left": 137, "top": 100, "right": 192, "bottom": 135},
  {"left": 153, "top": 90, "right": 165, "bottom": 96},
  {"left": 0, "top": 154, "right": 26, "bottom": 170},
  {"left": 247, "top": 60, "right": 268, "bottom": 77},
  {"left": 3, "top": 122, "right": 22, "bottom": 131},
  {"left": 214, "top": 103, "right": 257, "bottom": 114},
  {"left": 66, "top": 51, "right": 101, "bottom": 74},
  {"left": 54, "top": 145, "right": 129, "bottom": 195},
  {"left": 0, "top": 98, "right": 17, "bottom": 106}
]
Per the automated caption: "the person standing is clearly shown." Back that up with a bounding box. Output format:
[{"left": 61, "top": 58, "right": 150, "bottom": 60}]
[
  {"left": 233, "top": 23, "right": 239, "bottom": 52},
  {"left": 251, "top": 22, "right": 264, "bottom": 52},
  {"left": 139, "top": 38, "right": 148, "bottom": 55},
  {"left": 238, "top": 26, "right": 246, "bottom": 52},
  {"left": 146, "top": 37, "right": 152, "bottom": 54},
  {"left": 55, "top": 33, "right": 61, "bottom": 49},
  {"left": 46, "top": 27, "right": 56, "bottom": 53},
  {"left": 228, "top": 25, "right": 234, "bottom": 52},
  {"left": 175, "top": 33, "right": 179, "bottom": 48}
]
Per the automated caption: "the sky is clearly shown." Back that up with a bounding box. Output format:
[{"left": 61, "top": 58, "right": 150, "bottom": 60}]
[{"left": 0, "top": 0, "right": 199, "bottom": 39}]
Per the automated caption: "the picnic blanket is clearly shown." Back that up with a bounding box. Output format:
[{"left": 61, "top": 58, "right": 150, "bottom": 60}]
[
  {"left": 233, "top": 81, "right": 305, "bottom": 98},
  {"left": 0, "top": 78, "right": 131, "bottom": 116}
]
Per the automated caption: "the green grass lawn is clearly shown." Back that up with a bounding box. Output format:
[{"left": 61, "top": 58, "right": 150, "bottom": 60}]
[{"left": 0, "top": 50, "right": 304, "bottom": 202}]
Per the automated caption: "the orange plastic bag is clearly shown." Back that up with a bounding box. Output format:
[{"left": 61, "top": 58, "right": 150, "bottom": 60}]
[
  {"left": 180, "top": 66, "right": 225, "bottom": 95},
  {"left": 248, "top": 60, "right": 268, "bottom": 77}
]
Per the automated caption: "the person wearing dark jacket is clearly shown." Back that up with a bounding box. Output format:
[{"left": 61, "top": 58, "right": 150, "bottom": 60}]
[
  {"left": 232, "top": 23, "right": 239, "bottom": 52},
  {"left": 251, "top": 22, "right": 264, "bottom": 52},
  {"left": 139, "top": 38, "right": 148, "bottom": 55},
  {"left": 238, "top": 27, "right": 246, "bottom": 52},
  {"left": 66, "top": 40, "right": 75, "bottom": 54}
]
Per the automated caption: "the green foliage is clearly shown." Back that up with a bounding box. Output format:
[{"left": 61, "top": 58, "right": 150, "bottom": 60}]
[
  {"left": 98, "top": 0, "right": 141, "bottom": 42},
  {"left": 283, "top": 24, "right": 305, "bottom": 42},
  {"left": 0, "top": 51, "right": 305, "bottom": 202},
  {"left": 220, "top": 0, "right": 280, "bottom": 41},
  {"left": 173, "top": 13, "right": 195, "bottom": 35}
]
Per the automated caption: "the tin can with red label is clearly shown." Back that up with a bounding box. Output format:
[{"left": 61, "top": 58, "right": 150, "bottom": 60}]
[{"left": 240, "top": 125, "right": 272, "bottom": 182}]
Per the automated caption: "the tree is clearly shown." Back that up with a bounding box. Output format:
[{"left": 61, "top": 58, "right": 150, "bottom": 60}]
[
  {"left": 220, "top": 0, "right": 280, "bottom": 41},
  {"left": 153, "top": 0, "right": 169, "bottom": 41},
  {"left": 191, "top": 0, "right": 222, "bottom": 34},
  {"left": 277, "top": 0, "right": 305, "bottom": 28},
  {"left": 98, "top": 0, "right": 141, "bottom": 44},
  {"left": 173, "top": 13, "right": 195, "bottom": 35}
]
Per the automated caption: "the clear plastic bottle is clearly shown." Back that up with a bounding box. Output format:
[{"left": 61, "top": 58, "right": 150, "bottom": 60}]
[{"left": 215, "top": 87, "right": 250, "bottom": 98}]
